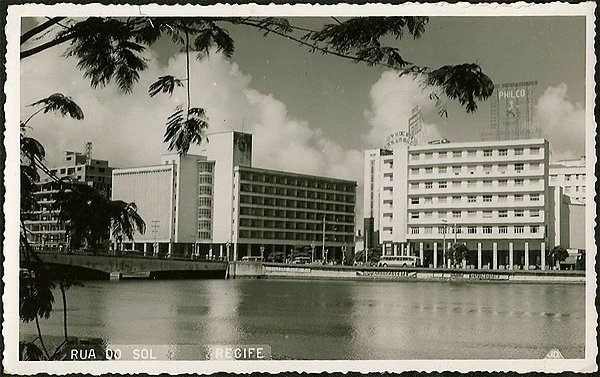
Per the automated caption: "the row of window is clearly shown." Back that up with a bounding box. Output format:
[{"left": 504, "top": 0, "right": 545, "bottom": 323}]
[
  {"left": 239, "top": 218, "right": 354, "bottom": 233},
  {"left": 408, "top": 178, "right": 542, "bottom": 190},
  {"left": 239, "top": 196, "right": 354, "bottom": 213},
  {"left": 406, "top": 209, "right": 542, "bottom": 220},
  {"left": 239, "top": 184, "right": 354, "bottom": 202},
  {"left": 239, "top": 171, "right": 354, "bottom": 192},
  {"left": 239, "top": 207, "right": 353, "bottom": 223},
  {"left": 408, "top": 225, "right": 541, "bottom": 235},
  {"left": 409, "top": 193, "right": 541, "bottom": 205},
  {"left": 410, "top": 146, "right": 541, "bottom": 161},
  {"left": 237, "top": 229, "right": 354, "bottom": 242},
  {"left": 409, "top": 162, "right": 540, "bottom": 176},
  {"left": 550, "top": 173, "right": 586, "bottom": 182}
]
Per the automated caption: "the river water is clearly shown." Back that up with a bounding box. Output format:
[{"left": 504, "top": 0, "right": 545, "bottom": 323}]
[{"left": 21, "top": 279, "right": 585, "bottom": 360}]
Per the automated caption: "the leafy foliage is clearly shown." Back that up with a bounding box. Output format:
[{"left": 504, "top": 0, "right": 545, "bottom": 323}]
[
  {"left": 549, "top": 246, "right": 570, "bottom": 264},
  {"left": 19, "top": 341, "right": 47, "bottom": 361},
  {"left": 192, "top": 21, "right": 235, "bottom": 59},
  {"left": 110, "top": 201, "right": 146, "bottom": 241},
  {"left": 148, "top": 75, "right": 184, "bottom": 97},
  {"left": 19, "top": 258, "right": 55, "bottom": 322},
  {"left": 164, "top": 106, "right": 209, "bottom": 154},
  {"left": 28, "top": 93, "right": 84, "bottom": 121}
]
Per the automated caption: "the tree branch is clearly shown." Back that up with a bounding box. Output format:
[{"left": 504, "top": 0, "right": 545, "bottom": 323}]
[
  {"left": 21, "top": 17, "right": 66, "bottom": 45},
  {"left": 21, "top": 32, "right": 77, "bottom": 60}
]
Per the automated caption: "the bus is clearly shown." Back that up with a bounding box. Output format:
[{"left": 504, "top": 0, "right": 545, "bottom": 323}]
[
  {"left": 241, "top": 256, "right": 264, "bottom": 262},
  {"left": 377, "top": 255, "right": 421, "bottom": 267}
]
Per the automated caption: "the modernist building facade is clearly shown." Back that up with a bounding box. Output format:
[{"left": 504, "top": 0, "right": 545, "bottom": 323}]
[
  {"left": 24, "top": 145, "right": 114, "bottom": 250},
  {"left": 112, "top": 131, "right": 356, "bottom": 261},
  {"left": 364, "top": 136, "right": 554, "bottom": 270},
  {"left": 549, "top": 157, "right": 587, "bottom": 204}
]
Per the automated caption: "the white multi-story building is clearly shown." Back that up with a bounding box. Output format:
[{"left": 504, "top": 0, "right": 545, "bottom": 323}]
[
  {"left": 112, "top": 131, "right": 356, "bottom": 261},
  {"left": 549, "top": 157, "right": 586, "bottom": 203},
  {"left": 364, "top": 136, "right": 554, "bottom": 270}
]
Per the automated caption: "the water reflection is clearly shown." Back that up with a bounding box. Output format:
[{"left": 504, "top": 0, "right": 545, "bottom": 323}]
[{"left": 20, "top": 279, "right": 585, "bottom": 359}]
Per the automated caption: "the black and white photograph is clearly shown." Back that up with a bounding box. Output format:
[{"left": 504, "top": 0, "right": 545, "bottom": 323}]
[{"left": 3, "top": 1, "right": 597, "bottom": 374}]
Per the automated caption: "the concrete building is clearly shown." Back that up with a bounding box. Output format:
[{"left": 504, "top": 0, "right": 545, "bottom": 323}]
[
  {"left": 364, "top": 136, "right": 554, "bottom": 270},
  {"left": 24, "top": 144, "right": 114, "bottom": 250},
  {"left": 549, "top": 157, "right": 587, "bottom": 203},
  {"left": 112, "top": 131, "right": 356, "bottom": 261}
]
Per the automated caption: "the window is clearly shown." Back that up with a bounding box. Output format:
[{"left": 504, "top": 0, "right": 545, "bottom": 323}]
[
  {"left": 425, "top": 182, "right": 433, "bottom": 189},
  {"left": 530, "top": 178, "right": 541, "bottom": 185},
  {"left": 467, "top": 180, "right": 476, "bottom": 187},
  {"left": 482, "top": 226, "right": 492, "bottom": 234},
  {"left": 498, "top": 195, "right": 508, "bottom": 202},
  {"left": 438, "top": 166, "right": 447, "bottom": 174},
  {"left": 424, "top": 212, "right": 432, "bottom": 218},
  {"left": 425, "top": 152, "right": 433, "bottom": 159},
  {"left": 467, "top": 226, "right": 477, "bottom": 234},
  {"left": 499, "top": 226, "right": 508, "bottom": 234},
  {"left": 410, "top": 212, "right": 420, "bottom": 219},
  {"left": 467, "top": 210, "right": 477, "bottom": 217},
  {"left": 530, "top": 210, "right": 539, "bottom": 217},
  {"left": 530, "top": 225, "right": 539, "bottom": 234},
  {"left": 452, "top": 211, "right": 461, "bottom": 218},
  {"left": 438, "top": 196, "right": 447, "bottom": 203},
  {"left": 514, "top": 194, "right": 523, "bottom": 201},
  {"left": 468, "top": 196, "right": 477, "bottom": 203},
  {"left": 411, "top": 168, "right": 419, "bottom": 175},
  {"left": 452, "top": 196, "right": 461, "bottom": 203},
  {"left": 514, "top": 179, "right": 524, "bottom": 186},
  {"left": 467, "top": 165, "right": 476, "bottom": 175},
  {"left": 483, "top": 165, "right": 492, "bottom": 174},
  {"left": 439, "top": 211, "right": 447, "bottom": 218},
  {"left": 483, "top": 195, "right": 492, "bottom": 202},
  {"left": 411, "top": 227, "right": 420, "bottom": 234},
  {"left": 499, "top": 149, "right": 507, "bottom": 156},
  {"left": 424, "top": 227, "right": 433, "bottom": 234},
  {"left": 530, "top": 194, "right": 540, "bottom": 201},
  {"left": 514, "top": 210, "right": 524, "bottom": 217},
  {"left": 530, "top": 147, "right": 540, "bottom": 155},
  {"left": 498, "top": 164, "right": 507, "bottom": 174},
  {"left": 514, "top": 148, "right": 524, "bottom": 156},
  {"left": 452, "top": 181, "right": 461, "bottom": 188},
  {"left": 411, "top": 183, "right": 420, "bottom": 189},
  {"left": 411, "top": 153, "right": 420, "bottom": 161},
  {"left": 483, "top": 150, "right": 492, "bottom": 157},
  {"left": 483, "top": 210, "right": 492, "bottom": 218},
  {"left": 467, "top": 150, "right": 476, "bottom": 157},
  {"left": 438, "top": 152, "right": 447, "bottom": 158},
  {"left": 514, "top": 226, "right": 524, "bottom": 234},
  {"left": 411, "top": 197, "right": 420, "bottom": 205},
  {"left": 565, "top": 174, "right": 571, "bottom": 181},
  {"left": 452, "top": 166, "right": 461, "bottom": 174},
  {"left": 425, "top": 167, "right": 433, "bottom": 174},
  {"left": 514, "top": 163, "right": 524, "bottom": 172},
  {"left": 499, "top": 179, "right": 508, "bottom": 187},
  {"left": 499, "top": 210, "right": 507, "bottom": 218},
  {"left": 438, "top": 226, "right": 446, "bottom": 234},
  {"left": 530, "top": 163, "right": 540, "bottom": 170},
  {"left": 550, "top": 175, "right": 557, "bottom": 183},
  {"left": 453, "top": 151, "right": 462, "bottom": 158},
  {"left": 455, "top": 227, "right": 462, "bottom": 234},
  {"left": 424, "top": 197, "right": 433, "bottom": 204},
  {"left": 483, "top": 180, "right": 492, "bottom": 187},
  {"left": 438, "top": 181, "right": 447, "bottom": 189}
]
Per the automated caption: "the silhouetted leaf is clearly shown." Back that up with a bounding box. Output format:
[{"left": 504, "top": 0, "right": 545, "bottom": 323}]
[
  {"left": 148, "top": 75, "right": 184, "bottom": 97},
  {"left": 163, "top": 106, "right": 209, "bottom": 154},
  {"left": 28, "top": 93, "right": 84, "bottom": 120}
]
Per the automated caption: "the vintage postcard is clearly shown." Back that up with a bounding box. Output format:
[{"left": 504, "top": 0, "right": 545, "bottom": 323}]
[{"left": 3, "top": 1, "right": 597, "bottom": 374}]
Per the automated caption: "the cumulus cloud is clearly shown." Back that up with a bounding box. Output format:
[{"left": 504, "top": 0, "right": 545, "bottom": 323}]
[
  {"left": 20, "top": 45, "right": 363, "bottom": 185},
  {"left": 535, "top": 83, "right": 585, "bottom": 160},
  {"left": 364, "top": 71, "right": 442, "bottom": 147}
]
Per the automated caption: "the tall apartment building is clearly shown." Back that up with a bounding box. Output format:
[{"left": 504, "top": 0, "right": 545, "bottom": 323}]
[
  {"left": 112, "top": 131, "right": 356, "bottom": 261},
  {"left": 549, "top": 157, "right": 587, "bottom": 203},
  {"left": 24, "top": 144, "right": 114, "bottom": 249},
  {"left": 364, "top": 137, "right": 554, "bottom": 270}
]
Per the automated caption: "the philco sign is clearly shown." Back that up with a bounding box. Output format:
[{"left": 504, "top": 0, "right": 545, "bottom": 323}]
[
  {"left": 384, "top": 130, "right": 412, "bottom": 149},
  {"left": 498, "top": 88, "right": 527, "bottom": 99}
]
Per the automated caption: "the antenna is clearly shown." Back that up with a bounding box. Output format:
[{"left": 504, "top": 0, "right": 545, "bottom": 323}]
[{"left": 85, "top": 142, "right": 92, "bottom": 164}]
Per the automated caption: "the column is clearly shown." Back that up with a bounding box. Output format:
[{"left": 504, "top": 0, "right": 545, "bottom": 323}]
[
  {"left": 508, "top": 242, "right": 514, "bottom": 270},
  {"left": 246, "top": 244, "right": 251, "bottom": 257},
  {"left": 477, "top": 242, "right": 482, "bottom": 270},
  {"left": 524, "top": 242, "right": 529, "bottom": 270},
  {"left": 167, "top": 242, "right": 173, "bottom": 258},
  {"left": 540, "top": 242, "right": 546, "bottom": 270},
  {"left": 433, "top": 242, "right": 438, "bottom": 268},
  {"left": 407, "top": 243, "right": 411, "bottom": 256},
  {"left": 208, "top": 246, "right": 213, "bottom": 259},
  {"left": 492, "top": 242, "right": 498, "bottom": 270},
  {"left": 219, "top": 244, "right": 224, "bottom": 259},
  {"left": 234, "top": 243, "right": 239, "bottom": 261},
  {"left": 260, "top": 246, "right": 265, "bottom": 259},
  {"left": 393, "top": 243, "right": 398, "bottom": 256},
  {"left": 419, "top": 243, "right": 424, "bottom": 266},
  {"left": 143, "top": 243, "right": 148, "bottom": 257}
]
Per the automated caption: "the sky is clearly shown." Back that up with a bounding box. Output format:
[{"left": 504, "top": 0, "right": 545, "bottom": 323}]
[{"left": 19, "top": 15, "right": 588, "bottom": 223}]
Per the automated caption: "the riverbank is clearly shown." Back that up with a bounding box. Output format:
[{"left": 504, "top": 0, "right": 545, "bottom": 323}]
[{"left": 227, "top": 262, "right": 586, "bottom": 283}]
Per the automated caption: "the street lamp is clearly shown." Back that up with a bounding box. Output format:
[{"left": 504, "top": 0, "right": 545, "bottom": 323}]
[{"left": 442, "top": 219, "right": 448, "bottom": 268}]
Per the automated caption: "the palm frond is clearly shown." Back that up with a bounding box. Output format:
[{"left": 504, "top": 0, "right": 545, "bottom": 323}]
[
  {"left": 193, "top": 22, "right": 234, "bottom": 59},
  {"left": 163, "top": 106, "right": 209, "bottom": 154}
]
